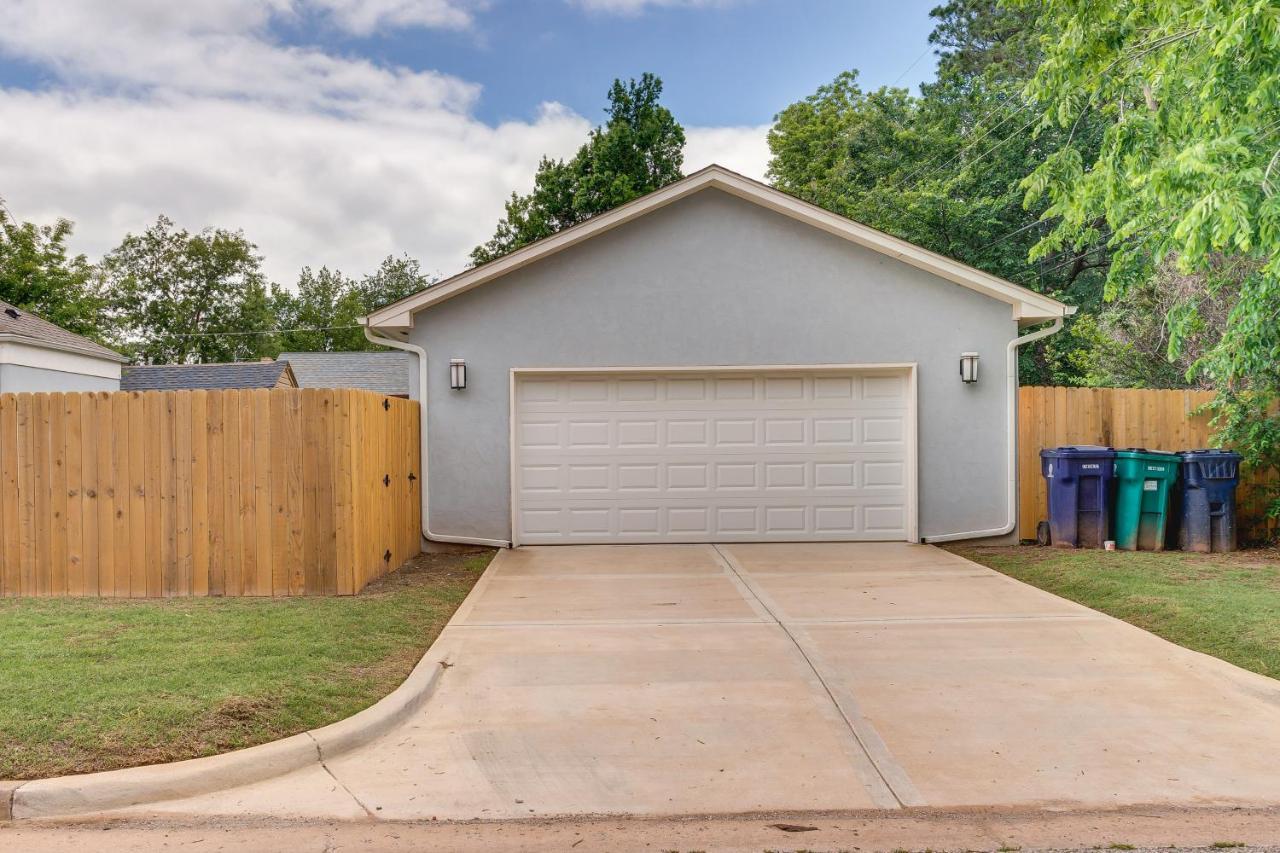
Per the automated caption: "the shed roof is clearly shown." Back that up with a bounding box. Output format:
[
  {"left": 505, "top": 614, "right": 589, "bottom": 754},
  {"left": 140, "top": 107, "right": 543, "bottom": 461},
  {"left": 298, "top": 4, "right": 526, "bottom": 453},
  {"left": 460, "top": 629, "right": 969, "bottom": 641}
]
[
  {"left": 121, "top": 361, "right": 296, "bottom": 391},
  {"left": 0, "top": 298, "right": 127, "bottom": 362},
  {"left": 364, "top": 164, "right": 1075, "bottom": 332},
  {"left": 278, "top": 351, "right": 412, "bottom": 395}
]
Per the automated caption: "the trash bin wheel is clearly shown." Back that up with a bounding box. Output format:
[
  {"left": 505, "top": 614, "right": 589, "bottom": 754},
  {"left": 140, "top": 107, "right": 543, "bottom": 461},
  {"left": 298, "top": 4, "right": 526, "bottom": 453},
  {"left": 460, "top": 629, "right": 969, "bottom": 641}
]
[{"left": 1036, "top": 520, "right": 1051, "bottom": 547}]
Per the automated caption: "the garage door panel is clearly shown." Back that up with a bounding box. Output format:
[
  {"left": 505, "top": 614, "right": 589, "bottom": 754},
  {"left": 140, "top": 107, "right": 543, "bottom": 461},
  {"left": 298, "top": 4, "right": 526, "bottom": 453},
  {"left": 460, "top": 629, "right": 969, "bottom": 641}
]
[
  {"left": 518, "top": 372, "right": 905, "bottom": 411},
  {"left": 515, "top": 497, "right": 908, "bottom": 542},
  {"left": 517, "top": 456, "right": 908, "bottom": 500},
  {"left": 514, "top": 370, "right": 912, "bottom": 544},
  {"left": 517, "top": 415, "right": 901, "bottom": 453}
]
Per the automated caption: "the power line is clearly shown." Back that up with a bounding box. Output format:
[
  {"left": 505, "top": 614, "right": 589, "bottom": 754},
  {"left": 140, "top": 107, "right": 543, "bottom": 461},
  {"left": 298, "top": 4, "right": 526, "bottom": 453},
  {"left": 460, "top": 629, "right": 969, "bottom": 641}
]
[
  {"left": 890, "top": 45, "right": 934, "bottom": 87},
  {"left": 891, "top": 99, "right": 1036, "bottom": 193},
  {"left": 161, "top": 324, "right": 360, "bottom": 339}
]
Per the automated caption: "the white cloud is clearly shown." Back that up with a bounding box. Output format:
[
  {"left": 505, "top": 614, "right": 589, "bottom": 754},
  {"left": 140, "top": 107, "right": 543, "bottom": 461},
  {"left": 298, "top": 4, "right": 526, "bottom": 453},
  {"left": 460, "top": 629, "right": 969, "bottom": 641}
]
[
  {"left": 0, "top": 91, "right": 589, "bottom": 283},
  {"left": 0, "top": 1, "right": 773, "bottom": 287},
  {"left": 307, "top": 0, "right": 490, "bottom": 34},
  {"left": 0, "top": 0, "right": 482, "bottom": 114},
  {"left": 570, "top": 0, "right": 745, "bottom": 15},
  {"left": 684, "top": 125, "right": 770, "bottom": 180}
]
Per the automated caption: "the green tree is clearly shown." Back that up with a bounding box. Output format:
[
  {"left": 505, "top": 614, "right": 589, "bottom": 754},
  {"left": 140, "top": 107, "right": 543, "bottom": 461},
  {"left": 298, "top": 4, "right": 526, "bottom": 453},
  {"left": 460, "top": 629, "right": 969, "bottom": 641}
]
[
  {"left": 358, "top": 253, "right": 434, "bottom": 313},
  {"left": 767, "top": 4, "right": 1109, "bottom": 384},
  {"left": 0, "top": 202, "right": 106, "bottom": 339},
  {"left": 471, "top": 73, "right": 685, "bottom": 264},
  {"left": 272, "top": 266, "right": 364, "bottom": 353},
  {"left": 767, "top": 72, "right": 922, "bottom": 218},
  {"left": 927, "top": 0, "right": 1043, "bottom": 79},
  {"left": 1071, "top": 258, "right": 1246, "bottom": 389},
  {"left": 1016, "top": 0, "right": 1280, "bottom": 522},
  {"left": 100, "top": 216, "right": 275, "bottom": 364},
  {"left": 272, "top": 254, "right": 435, "bottom": 354}
]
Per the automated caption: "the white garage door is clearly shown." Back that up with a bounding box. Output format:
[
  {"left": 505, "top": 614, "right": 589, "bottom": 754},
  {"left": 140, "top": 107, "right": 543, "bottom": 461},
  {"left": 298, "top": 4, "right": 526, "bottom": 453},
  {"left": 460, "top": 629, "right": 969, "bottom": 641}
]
[{"left": 512, "top": 368, "right": 915, "bottom": 544}]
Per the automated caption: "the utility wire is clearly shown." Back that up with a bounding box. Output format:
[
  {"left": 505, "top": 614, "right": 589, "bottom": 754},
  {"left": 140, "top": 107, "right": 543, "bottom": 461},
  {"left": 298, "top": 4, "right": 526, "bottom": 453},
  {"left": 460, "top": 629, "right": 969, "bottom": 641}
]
[
  {"left": 890, "top": 44, "right": 934, "bottom": 87},
  {"left": 161, "top": 324, "right": 361, "bottom": 338}
]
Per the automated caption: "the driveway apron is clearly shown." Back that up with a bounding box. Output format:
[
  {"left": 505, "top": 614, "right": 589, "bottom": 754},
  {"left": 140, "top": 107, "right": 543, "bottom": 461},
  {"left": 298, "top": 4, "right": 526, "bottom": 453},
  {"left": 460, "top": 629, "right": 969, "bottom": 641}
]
[{"left": 117, "top": 543, "right": 1280, "bottom": 820}]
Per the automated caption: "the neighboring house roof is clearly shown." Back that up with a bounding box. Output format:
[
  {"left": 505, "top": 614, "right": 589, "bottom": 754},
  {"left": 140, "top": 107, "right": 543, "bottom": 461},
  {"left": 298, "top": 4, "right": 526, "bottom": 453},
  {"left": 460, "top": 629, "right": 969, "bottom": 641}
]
[
  {"left": 278, "top": 351, "right": 413, "bottom": 396},
  {"left": 0, "top": 298, "right": 127, "bottom": 362},
  {"left": 363, "top": 164, "right": 1075, "bottom": 332},
  {"left": 121, "top": 361, "right": 297, "bottom": 391}
]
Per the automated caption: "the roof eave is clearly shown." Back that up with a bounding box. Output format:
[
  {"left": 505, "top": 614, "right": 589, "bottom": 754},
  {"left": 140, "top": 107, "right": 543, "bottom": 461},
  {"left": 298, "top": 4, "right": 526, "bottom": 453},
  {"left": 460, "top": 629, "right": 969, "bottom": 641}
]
[
  {"left": 363, "top": 165, "right": 1074, "bottom": 331},
  {"left": 0, "top": 333, "right": 130, "bottom": 363}
]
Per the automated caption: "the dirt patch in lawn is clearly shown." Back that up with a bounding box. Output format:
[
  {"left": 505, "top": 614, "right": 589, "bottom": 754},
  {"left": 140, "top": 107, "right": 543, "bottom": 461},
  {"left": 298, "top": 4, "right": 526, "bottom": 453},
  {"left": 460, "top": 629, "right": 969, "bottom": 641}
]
[{"left": 0, "top": 547, "right": 495, "bottom": 781}]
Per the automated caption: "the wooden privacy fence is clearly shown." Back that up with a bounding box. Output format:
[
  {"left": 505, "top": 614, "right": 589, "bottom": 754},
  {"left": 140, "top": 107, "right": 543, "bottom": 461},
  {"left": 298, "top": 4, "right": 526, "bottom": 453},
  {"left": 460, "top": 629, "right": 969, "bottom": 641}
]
[
  {"left": 1018, "top": 386, "right": 1275, "bottom": 542},
  {"left": 0, "top": 388, "right": 421, "bottom": 598}
]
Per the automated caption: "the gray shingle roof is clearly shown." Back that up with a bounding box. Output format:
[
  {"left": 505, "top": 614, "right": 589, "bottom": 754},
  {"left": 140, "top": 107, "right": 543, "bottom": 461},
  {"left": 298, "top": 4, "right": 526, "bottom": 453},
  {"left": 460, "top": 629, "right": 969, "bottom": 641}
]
[
  {"left": 278, "top": 351, "right": 413, "bottom": 396},
  {"left": 121, "top": 361, "right": 295, "bottom": 391},
  {"left": 0, "top": 298, "right": 127, "bottom": 362}
]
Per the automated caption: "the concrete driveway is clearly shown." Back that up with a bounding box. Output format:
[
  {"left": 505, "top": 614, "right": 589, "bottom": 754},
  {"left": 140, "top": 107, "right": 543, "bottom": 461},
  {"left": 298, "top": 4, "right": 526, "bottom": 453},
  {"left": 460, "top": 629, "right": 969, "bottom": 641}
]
[{"left": 126, "top": 543, "right": 1280, "bottom": 820}]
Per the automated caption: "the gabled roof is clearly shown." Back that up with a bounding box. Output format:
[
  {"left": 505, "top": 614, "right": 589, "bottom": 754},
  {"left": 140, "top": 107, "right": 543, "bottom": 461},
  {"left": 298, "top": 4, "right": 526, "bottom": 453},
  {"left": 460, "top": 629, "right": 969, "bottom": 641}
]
[
  {"left": 0, "top": 298, "right": 127, "bottom": 362},
  {"left": 121, "top": 360, "right": 297, "bottom": 391},
  {"left": 363, "top": 164, "right": 1074, "bottom": 332},
  {"left": 279, "top": 351, "right": 413, "bottom": 395}
]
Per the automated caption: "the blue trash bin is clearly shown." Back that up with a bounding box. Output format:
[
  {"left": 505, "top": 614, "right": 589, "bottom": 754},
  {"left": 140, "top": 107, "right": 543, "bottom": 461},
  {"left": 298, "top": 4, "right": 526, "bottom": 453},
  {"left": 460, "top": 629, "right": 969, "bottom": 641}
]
[
  {"left": 1177, "top": 449, "right": 1243, "bottom": 552},
  {"left": 1039, "top": 446, "right": 1116, "bottom": 548}
]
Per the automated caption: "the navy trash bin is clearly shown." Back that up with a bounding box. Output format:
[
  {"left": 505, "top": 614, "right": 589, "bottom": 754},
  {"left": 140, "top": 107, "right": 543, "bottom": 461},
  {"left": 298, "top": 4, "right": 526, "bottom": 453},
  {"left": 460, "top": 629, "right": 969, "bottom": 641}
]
[
  {"left": 1177, "top": 449, "right": 1243, "bottom": 552},
  {"left": 1039, "top": 446, "right": 1116, "bottom": 548}
]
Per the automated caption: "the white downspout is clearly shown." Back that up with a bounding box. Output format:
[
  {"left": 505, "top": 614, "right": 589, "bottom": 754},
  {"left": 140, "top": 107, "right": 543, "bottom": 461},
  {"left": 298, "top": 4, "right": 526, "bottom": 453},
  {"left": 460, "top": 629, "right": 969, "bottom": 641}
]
[
  {"left": 923, "top": 317, "right": 1065, "bottom": 544},
  {"left": 364, "top": 325, "right": 512, "bottom": 549}
]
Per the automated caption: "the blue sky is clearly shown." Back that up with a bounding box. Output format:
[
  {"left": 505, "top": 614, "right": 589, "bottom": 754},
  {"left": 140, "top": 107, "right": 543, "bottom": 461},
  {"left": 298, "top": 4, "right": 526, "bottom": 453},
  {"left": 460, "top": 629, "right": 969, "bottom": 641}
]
[
  {"left": 0, "top": 0, "right": 944, "bottom": 283},
  {"left": 321, "top": 0, "right": 941, "bottom": 126}
]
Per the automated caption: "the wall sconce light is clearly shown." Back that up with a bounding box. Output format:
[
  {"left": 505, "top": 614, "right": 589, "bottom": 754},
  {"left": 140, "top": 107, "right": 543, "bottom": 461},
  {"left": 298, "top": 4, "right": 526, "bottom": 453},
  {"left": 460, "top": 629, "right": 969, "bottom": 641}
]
[
  {"left": 449, "top": 358, "right": 466, "bottom": 390},
  {"left": 959, "top": 352, "right": 980, "bottom": 384}
]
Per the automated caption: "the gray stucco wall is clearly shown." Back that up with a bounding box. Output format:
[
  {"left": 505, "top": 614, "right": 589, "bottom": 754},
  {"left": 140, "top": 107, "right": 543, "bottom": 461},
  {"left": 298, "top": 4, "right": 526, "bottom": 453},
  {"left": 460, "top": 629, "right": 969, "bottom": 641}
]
[
  {"left": 0, "top": 363, "right": 120, "bottom": 393},
  {"left": 407, "top": 188, "right": 1017, "bottom": 541},
  {"left": 405, "top": 358, "right": 421, "bottom": 402}
]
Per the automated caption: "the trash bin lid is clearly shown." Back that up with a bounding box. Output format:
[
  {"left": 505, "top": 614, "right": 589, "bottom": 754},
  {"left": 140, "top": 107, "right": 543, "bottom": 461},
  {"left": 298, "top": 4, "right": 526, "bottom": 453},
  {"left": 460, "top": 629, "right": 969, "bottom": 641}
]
[
  {"left": 1115, "top": 447, "right": 1178, "bottom": 457},
  {"left": 1040, "top": 445, "right": 1115, "bottom": 457},
  {"left": 1178, "top": 448, "right": 1242, "bottom": 459}
]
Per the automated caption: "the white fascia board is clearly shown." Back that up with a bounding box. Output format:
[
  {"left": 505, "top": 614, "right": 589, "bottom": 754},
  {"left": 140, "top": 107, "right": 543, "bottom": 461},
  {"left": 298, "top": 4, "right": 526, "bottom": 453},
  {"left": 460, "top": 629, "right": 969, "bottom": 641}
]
[
  {"left": 0, "top": 338, "right": 124, "bottom": 379},
  {"left": 364, "top": 165, "right": 1072, "bottom": 330}
]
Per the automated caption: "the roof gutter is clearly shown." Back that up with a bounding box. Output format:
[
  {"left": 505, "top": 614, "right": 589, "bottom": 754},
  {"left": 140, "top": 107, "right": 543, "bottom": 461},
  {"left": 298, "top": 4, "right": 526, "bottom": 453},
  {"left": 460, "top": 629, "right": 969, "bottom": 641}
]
[
  {"left": 363, "top": 325, "right": 512, "bottom": 549},
  {"left": 923, "top": 316, "right": 1065, "bottom": 544}
]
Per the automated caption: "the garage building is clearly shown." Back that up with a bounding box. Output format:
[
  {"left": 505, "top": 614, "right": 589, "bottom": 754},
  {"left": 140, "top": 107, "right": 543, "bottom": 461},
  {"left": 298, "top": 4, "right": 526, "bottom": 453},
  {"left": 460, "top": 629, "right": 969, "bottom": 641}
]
[{"left": 364, "top": 166, "right": 1073, "bottom": 547}]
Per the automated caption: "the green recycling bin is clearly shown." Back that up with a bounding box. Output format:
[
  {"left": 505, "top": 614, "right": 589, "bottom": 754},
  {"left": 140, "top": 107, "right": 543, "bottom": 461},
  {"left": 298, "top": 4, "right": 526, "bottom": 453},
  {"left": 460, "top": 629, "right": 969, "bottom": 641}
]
[{"left": 1113, "top": 448, "right": 1180, "bottom": 550}]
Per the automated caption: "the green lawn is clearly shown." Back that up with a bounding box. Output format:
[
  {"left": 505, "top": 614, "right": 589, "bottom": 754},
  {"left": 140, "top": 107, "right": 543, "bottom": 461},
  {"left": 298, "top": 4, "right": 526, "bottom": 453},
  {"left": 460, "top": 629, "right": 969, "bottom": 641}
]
[
  {"left": 0, "top": 549, "right": 493, "bottom": 781},
  {"left": 948, "top": 545, "right": 1280, "bottom": 679}
]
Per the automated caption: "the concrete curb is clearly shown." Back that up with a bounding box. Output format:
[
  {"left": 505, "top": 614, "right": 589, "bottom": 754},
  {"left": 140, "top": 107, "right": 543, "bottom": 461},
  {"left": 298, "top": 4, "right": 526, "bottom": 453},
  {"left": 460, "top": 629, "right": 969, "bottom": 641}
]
[
  {"left": 6, "top": 651, "right": 448, "bottom": 821},
  {"left": 1, "top": 781, "right": 18, "bottom": 821}
]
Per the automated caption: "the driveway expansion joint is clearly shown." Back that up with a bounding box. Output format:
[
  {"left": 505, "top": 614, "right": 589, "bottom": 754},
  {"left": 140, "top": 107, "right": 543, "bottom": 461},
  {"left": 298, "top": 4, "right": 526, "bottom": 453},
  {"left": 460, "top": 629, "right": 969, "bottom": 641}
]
[
  {"left": 306, "top": 732, "right": 376, "bottom": 821},
  {"left": 710, "top": 545, "right": 924, "bottom": 810}
]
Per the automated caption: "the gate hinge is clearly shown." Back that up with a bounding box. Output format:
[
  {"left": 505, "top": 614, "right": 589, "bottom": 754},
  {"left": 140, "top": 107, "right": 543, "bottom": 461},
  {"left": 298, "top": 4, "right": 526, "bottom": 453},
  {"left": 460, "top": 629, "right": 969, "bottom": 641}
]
[
  {"left": 383, "top": 399, "right": 391, "bottom": 411},
  {"left": 383, "top": 474, "right": 391, "bottom": 487}
]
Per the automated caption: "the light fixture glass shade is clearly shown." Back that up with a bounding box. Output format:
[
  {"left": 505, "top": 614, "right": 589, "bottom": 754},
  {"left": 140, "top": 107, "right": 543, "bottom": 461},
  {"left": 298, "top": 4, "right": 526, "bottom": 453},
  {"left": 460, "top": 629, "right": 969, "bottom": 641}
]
[
  {"left": 449, "top": 358, "right": 466, "bottom": 390},
  {"left": 959, "top": 352, "right": 980, "bottom": 383}
]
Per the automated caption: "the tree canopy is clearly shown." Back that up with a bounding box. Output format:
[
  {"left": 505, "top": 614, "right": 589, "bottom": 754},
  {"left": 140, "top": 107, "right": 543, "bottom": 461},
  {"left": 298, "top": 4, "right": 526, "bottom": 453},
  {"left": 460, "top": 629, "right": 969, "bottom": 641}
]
[
  {"left": 767, "top": 1, "right": 1108, "bottom": 384},
  {"left": 1015, "top": 0, "right": 1280, "bottom": 516},
  {"left": 99, "top": 216, "right": 276, "bottom": 364},
  {"left": 470, "top": 73, "right": 685, "bottom": 265},
  {"left": 0, "top": 203, "right": 105, "bottom": 340},
  {"left": 271, "top": 254, "right": 433, "bottom": 354}
]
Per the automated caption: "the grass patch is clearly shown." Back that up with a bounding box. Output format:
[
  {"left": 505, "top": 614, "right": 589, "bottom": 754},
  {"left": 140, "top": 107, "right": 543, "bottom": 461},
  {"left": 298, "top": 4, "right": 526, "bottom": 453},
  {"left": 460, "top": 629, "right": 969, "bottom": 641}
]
[
  {"left": 0, "top": 549, "right": 493, "bottom": 780},
  {"left": 947, "top": 545, "right": 1280, "bottom": 678}
]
